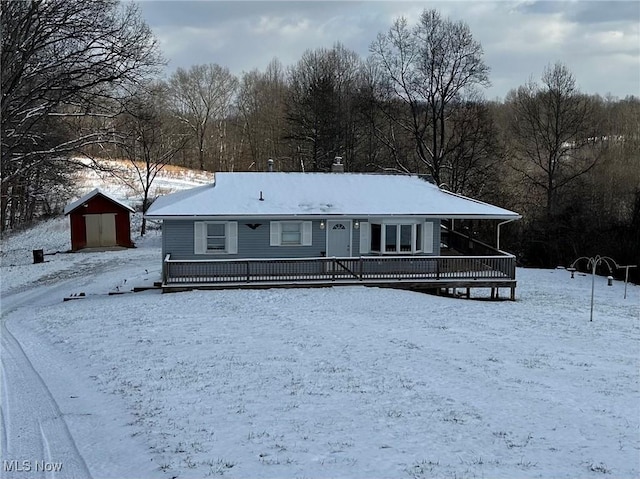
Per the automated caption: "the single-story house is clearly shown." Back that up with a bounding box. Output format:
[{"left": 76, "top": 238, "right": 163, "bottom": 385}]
[
  {"left": 64, "top": 188, "right": 134, "bottom": 251},
  {"left": 145, "top": 172, "right": 521, "bottom": 297}
]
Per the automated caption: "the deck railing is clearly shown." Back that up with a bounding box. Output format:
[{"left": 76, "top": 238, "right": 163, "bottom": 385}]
[{"left": 162, "top": 253, "right": 516, "bottom": 286}]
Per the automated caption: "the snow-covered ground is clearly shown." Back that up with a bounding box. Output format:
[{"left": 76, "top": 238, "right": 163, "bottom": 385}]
[{"left": 1, "top": 214, "right": 638, "bottom": 479}]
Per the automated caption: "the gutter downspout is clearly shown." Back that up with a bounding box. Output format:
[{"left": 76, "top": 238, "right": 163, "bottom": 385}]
[{"left": 496, "top": 218, "right": 517, "bottom": 251}]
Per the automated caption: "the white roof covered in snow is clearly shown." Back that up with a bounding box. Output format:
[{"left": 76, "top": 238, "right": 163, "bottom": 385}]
[
  {"left": 64, "top": 188, "right": 135, "bottom": 215},
  {"left": 145, "top": 173, "right": 520, "bottom": 220}
]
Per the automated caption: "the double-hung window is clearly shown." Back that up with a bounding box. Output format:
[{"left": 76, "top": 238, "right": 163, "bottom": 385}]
[
  {"left": 281, "top": 222, "right": 302, "bottom": 245},
  {"left": 194, "top": 221, "right": 238, "bottom": 254},
  {"left": 206, "top": 223, "right": 226, "bottom": 251},
  {"left": 270, "top": 221, "right": 313, "bottom": 246}
]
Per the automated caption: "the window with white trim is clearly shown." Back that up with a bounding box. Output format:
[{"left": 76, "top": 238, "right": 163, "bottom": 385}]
[
  {"left": 206, "top": 223, "right": 226, "bottom": 251},
  {"left": 270, "top": 221, "right": 312, "bottom": 246},
  {"left": 364, "top": 221, "right": 431, "bottom": 254},
  {"left": 194, "top": 221, "right": 237, "bottom": 254}
]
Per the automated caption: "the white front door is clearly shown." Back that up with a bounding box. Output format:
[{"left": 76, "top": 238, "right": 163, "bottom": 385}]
[{"left": 326, "top": 220, "right": 351, "bottom": 257}]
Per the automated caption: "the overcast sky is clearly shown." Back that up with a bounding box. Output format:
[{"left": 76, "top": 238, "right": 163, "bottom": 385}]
[{"left": 138, "top": 1, "right": 640, "bottom": 100}]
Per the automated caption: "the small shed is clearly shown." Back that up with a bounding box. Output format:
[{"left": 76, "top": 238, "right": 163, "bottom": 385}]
[{"left": 64, "top": 189, "right": 135, "bottom": 251}]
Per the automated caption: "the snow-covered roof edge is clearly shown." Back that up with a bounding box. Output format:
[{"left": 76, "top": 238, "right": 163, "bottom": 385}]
[
  {"left": 145, "top": 183, "right": 214, "bottom": 216},
  {"left": 439, "top": 189, "right": 522, "bottom": 219},
  {"left": 64, "top": 188, "right": 135, "bottom": 215},
  {"left": 144, "top": 172, "right": 521, "bottom": 220}
]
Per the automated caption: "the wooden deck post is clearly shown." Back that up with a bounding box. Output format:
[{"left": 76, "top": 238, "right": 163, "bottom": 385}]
[
  {"left": 162, "top": 254, "right": 170, "bottom": 285},
  {"left": 331, "top": 257, "right": 336, "bottom": 282}
]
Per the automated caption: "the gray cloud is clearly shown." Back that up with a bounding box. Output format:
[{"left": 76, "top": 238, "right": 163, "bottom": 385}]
[
  {"left": 138, "top": 0, "right": 640, "bottom": 99},
  {"left": 516, "top": 0, "right": 640, "bottom": 24}
]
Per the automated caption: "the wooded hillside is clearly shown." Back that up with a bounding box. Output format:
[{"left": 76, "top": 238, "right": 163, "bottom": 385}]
[{"left": 2, "top": 1, "right": 638, "bottom": 280}]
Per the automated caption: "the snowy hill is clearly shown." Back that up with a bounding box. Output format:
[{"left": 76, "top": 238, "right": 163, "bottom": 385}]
[
  {"left": 71, "top": 157, "right": 214, "bottom": 211},
  {"left": 1, "top": 211, "right": 639, "bottom": 478}
]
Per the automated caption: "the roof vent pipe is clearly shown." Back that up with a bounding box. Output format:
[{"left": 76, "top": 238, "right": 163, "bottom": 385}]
[
  {"left": 267, "top": 158, "right": 274, "bottom": 172},
  {"left": 331, "top": 156, "right": 344, "bottom": 173}
]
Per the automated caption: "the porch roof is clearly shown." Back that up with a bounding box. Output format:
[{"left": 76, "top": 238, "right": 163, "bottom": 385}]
[{"left": 145, "top": 172, "right": 520, "bottom": 220}]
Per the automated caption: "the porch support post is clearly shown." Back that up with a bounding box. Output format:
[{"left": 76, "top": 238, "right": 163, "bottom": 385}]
[
  {"left": 496, "top": 218, "right": 517, "bottom": 251},
  {"left": 162, "top": 254, "right": 170, "bottom": 285},
  {"left": 332, "top": 257, "right": 336, "bottom": 282}
]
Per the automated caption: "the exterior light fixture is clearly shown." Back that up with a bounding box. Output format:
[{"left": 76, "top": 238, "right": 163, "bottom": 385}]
[
  {"left": 354, "top": 220, "right": 360, "bottom": 229},
  {"left": 320, "top": 220, "right": 325, "bottom": 230}
]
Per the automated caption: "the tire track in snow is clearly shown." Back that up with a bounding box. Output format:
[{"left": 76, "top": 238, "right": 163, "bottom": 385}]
[
  {"left": 1, "top": 359, "right": 11, "bottom": 458},
  {"left": 1, "top": 276, "right": 103, "bottom": 479},
  {"left": 1, "top": 253, "right": 159, "bottom": 478},
  {"left": 1, "top": 322, "right": 92, "bottom": 479}
]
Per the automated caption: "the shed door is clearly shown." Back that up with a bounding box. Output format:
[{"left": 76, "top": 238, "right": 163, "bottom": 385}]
[
  {"left": 327, "top": 220, "right": 351, "bottom": 257},
  {"left": 101, "top": 214, "right": 116, "bottom": 246},
  {"left": 85, "top": 214, "right": 116, "bottom": 247}
]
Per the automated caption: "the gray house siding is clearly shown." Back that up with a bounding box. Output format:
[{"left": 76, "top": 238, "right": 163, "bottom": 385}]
[
  {"left": 162, "top": 220, "right": 192, "bottom": 259},
  {"left": 240, "top": 220, "right": 326, "bottom": 258},
  {"left": 162, "top": 218, "right": 440, "bottom": 260},
  {"left": 163, "top": 219, "right": 326, "bottom": 260}
]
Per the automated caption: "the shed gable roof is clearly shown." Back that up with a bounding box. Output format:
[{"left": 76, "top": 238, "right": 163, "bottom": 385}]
[
  {"left": 64, "top": 188, "right": 135, "bottom": 215},
  {"left": 145, "top": 172, "right": 520, "bottom": 220}
]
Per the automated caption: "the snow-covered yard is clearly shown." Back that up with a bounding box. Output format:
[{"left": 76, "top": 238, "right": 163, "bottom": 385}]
[{"left": 1, "top": 216, "right": 639, "bottom": 479}]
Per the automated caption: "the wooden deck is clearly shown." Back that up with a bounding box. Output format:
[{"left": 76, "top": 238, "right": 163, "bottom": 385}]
[{"left": 161, "top": 253, "right": 517, "bottom": 299}]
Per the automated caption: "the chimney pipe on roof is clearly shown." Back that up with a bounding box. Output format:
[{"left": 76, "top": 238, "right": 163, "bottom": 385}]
[
  {"left": 331, "top": 156, "right": 344, "bottom": 173},
  {"left": 267, "top": 158, "right": 274, "bottom": 172}
]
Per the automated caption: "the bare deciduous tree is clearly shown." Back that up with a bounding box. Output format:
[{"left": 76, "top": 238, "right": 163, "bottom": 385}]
[
  {"left": 446, "top": 100, "right": 501, "bottom": 196},
  {"left": 116, "top": 84, "right": 188, "bottom": 235},
  {"left": 168, "top": 64, "right": 238, "bottom": 171},
  {"left": 506, "top": 63, "right": 605, "bottom": 265},
  {"left": 1, "top": 0, "right": 162, "bottom": 231},
  {"left": 286, "top": 43, "right": 364, "bottom": 172},
  {"left": 369, "top": 9, "right": 490, "bottom": 187},
  {"left": 508, "top": 63, "right": 601, "bottom": 228},
  {"left": 236, "top": 59, "right": 289, "bottom": 171}
]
